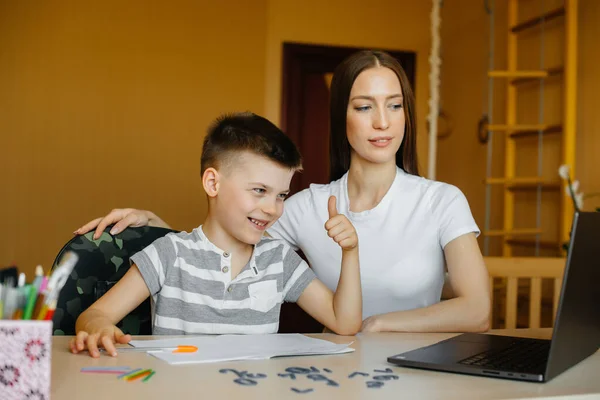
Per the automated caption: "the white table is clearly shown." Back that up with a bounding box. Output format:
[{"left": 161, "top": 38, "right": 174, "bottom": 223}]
[{"left": 51, "top": 329, "right": 600, "bottom": 399}]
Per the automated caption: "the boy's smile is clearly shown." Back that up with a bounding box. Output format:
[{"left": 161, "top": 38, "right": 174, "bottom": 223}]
[
  {"left": 203, "top": 151, "right": 295, "bottom": 252},
  {"left": 248, "top": 217, "right": 269, "bottom": 231}
]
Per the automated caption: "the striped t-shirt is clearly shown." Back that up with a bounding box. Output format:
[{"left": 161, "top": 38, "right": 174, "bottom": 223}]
[{"left": 130, "top": 226, "right": 316, "bottom": 335}]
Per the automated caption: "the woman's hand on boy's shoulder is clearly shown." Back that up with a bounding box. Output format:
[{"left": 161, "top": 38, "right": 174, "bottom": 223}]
[
  {"left": 73, "top": 208, "right": 170, "bottom": 240},
  {"left": 324, "top": 196, "right": 358, "bottom": 251}
]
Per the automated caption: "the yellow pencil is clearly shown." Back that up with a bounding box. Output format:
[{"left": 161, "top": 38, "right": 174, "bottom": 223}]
[{"left": 36, "top": 304, "right": 49, "bottom": 320}]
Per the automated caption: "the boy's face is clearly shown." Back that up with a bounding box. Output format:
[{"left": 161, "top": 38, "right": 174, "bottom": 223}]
[{"left": 209, "top": 152, "right": 294, "bottom": 246}]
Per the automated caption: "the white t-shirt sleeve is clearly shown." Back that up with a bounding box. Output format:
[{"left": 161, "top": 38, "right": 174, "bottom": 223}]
[
  {"left": 267, "top": 189, "right": 310, "bottom": 251},
  {"left": 431, "top": 184, "right": 480, "bottom": 249}
]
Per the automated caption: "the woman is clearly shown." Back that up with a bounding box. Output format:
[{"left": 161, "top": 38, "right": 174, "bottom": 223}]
[{"left": 75, "top": 50, "right": 490, "bottom": 333}]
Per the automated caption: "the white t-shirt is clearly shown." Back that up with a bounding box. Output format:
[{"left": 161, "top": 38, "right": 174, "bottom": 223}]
[{"left": 268, "top": 167, "right": 480, "bottom": 319}]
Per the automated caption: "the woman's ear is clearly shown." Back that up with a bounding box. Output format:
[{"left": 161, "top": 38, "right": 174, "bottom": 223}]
[{"left": 202, "top": 168, "right": 220, "bottom": 197}]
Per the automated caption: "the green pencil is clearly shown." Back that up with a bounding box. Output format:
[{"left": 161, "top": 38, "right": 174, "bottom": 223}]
[
  {"left": 142, "top": 371, "right": 156, "bottom": 382},
  {"left": 23, "top": 285, "right": 38, "bottom": 320},
  {"left": 123, "top": 368, "right": 151, "bottom": 380}
]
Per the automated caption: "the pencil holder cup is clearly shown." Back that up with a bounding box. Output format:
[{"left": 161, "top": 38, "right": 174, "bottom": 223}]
[{"left": 0, "top": 320, "right": 52, "bottom": 400}]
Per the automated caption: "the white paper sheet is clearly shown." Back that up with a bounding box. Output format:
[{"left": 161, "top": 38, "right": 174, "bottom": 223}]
[{"left": 128, "top": 334, "right": 354, "bottom": 365}]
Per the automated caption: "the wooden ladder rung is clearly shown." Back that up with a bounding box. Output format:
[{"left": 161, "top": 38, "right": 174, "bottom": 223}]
[
  {"left": 486, "top": 124, "right": 547, "bottom": 132},
  {"left": 488, "top": 70, "right": 548, "bottom": 78},
  {"left": 484, "top": 229, "right": 542, "bottom": 237},
  {"left": 512, "top": 66, "right": 564, "bottom": 85},
  {"left": 485, "top": 178, "right": 561, "bottom": 191},
  {"left": 511, "top": 6, "right": 566, "bottom": 33},
  {"left": 486, "top": 177, "right": 547, "bottom": 184},
  {"left": 510, "top": 124, "right": 562, "bottom": 138},
  {"left": 505, "top": 239, "right": 562, "bottom": 249},
  {"left": 507, "top": 182, "right": 561, "bottom": 191},
  {"left": 507, "top": 183, "right": 560, "bottom": 191},
  {"left": 486, "top": 124, "right": 563, "bottom": 138}
]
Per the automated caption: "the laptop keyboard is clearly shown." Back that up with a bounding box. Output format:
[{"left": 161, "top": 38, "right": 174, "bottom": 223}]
[{"left": 458, "top": 338, "right": 550, "bottom": 372}]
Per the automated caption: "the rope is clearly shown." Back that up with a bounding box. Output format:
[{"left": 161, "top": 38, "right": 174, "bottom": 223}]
[{"left": 427, "top": 0, "right": 443, "bottom": 180}]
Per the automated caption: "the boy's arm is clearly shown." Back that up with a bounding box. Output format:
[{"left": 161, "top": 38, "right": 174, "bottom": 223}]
[
  {"left": 296, "top": 247, "right": 361, "bottom": 335},
  {"left": 71, "top": 264, "right": 150, "bottom": 357},
  {"left": 296, "top": 196, "right": 362, "bottom": 335}
]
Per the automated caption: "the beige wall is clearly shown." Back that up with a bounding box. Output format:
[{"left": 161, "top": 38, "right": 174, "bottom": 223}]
[
  {"left": 0, "top": 1, "right": 268, "bottom": 274},
  {"left": 1, "top": 1, "right": 432, "bottom": 276}
]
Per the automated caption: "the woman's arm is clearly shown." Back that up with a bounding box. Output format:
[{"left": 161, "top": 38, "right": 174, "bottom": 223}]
[
  {"left": 74, "top": 208, "right": 171, "bottom": 240},
  {"left": 361, "top": 233, "right": 490, "bottom": 333}
]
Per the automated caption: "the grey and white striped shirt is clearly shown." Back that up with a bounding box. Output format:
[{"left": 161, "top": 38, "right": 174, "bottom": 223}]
[{"left": 130, "top": 226, "right": 316, "bottom": 335}]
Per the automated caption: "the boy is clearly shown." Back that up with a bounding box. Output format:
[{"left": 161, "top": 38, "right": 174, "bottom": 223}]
[{"left": 70, "top": 112, "right": 362, "bottom": 358}]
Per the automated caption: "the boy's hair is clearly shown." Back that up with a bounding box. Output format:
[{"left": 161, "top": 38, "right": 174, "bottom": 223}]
[{"left": 201, "top": 112, "right": 303, "bottom": 175}]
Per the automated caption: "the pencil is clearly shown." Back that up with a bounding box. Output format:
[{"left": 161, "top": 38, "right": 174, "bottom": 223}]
[
  {"left": 125, "top": 369, "right": 152, "bottom": 381},
  {"left": 142, "top": 371, "right": 156, "bottom": 382}
]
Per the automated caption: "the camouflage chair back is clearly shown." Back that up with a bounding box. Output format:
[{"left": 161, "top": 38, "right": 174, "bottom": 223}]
[{"left": 50, "top": 226, "right": 178, "bottom": 336}]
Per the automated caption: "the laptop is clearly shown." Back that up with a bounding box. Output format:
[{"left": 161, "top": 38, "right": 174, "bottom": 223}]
[{"left": 388, "top": 211, "right": 600, "bottom": 382}]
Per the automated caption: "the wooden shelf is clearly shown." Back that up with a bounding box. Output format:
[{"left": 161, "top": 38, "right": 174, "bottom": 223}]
[{"left": 511, "top": 7, "right": 565, "bottom": 33}]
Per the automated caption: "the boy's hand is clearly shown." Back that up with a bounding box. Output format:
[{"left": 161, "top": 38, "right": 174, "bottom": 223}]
[
  {"left": 69, "top": 317, "right": 131, "bottom": 358},
  {"left": 325, "top": 196, "right": 358, "bottom": 251}
]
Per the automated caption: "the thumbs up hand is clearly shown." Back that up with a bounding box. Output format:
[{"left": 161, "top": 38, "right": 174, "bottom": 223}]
[{"left": 324, "top": 196, "right": 358, "bottom": 251}]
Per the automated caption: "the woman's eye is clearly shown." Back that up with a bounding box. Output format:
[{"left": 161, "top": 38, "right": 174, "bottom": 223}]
[
  {"left": 355, "top": 105, "right": 371, "bottom": 112},
  {"left": 390, "top": 103, "right": 403, "bottom": 110},
  {"left": 277, "top": 193, "right": 288, "bottom": 200}
]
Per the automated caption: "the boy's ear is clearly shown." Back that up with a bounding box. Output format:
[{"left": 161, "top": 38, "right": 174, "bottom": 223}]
[{"left": 202, "top": 168, "right": 220, "bottom": 197}]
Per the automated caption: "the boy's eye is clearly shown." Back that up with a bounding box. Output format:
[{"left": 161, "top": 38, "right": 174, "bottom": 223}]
[
  {"left": 253, "top": 188, "right": 266, "bottom": 194},
  {"left": 277, "top": 193, "right": 288, "bottom": 200}
]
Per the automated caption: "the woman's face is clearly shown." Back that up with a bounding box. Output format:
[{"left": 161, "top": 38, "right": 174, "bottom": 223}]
[{"left": 346, "top": 67, "right": 405, "bottom": 167}]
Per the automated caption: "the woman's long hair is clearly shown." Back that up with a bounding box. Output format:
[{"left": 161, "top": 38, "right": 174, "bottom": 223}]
[{"left": 329, "top": 50, "right": 419, "bottom": 181}]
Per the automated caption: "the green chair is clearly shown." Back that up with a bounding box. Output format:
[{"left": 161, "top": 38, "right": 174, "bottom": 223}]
[{"left": 50, "top": 225, "right": 177, "bottom": 336}]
